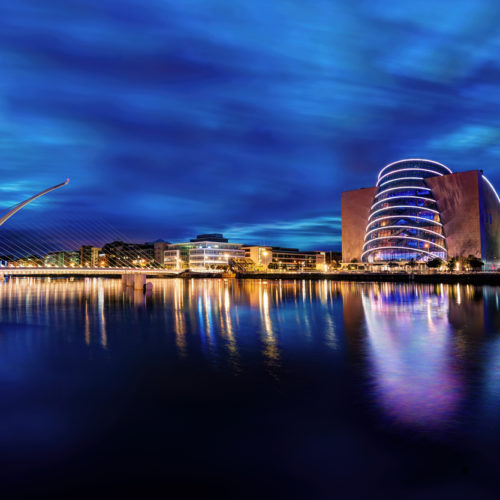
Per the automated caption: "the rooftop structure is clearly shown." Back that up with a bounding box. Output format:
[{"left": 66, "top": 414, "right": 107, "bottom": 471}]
[{"left": 190, "top": 233, "right": 228, "bottom": 243}]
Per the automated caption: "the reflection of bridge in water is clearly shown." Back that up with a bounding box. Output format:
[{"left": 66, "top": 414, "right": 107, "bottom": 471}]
[{"left": 0, "top": 267, "right": 183, "bottom": 292}]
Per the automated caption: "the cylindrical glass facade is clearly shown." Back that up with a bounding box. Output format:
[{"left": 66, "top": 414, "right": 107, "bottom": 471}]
[{"left": 362, "top": 159, "right": 451, "bottom": 263}]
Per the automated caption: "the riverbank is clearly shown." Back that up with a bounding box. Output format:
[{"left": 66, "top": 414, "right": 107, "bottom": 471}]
[
  {"left": 233, "top": 271, "right": 500, "bottom": 285},
  {"left": 4, "top": 270, "right": 500, "bottom": 286}
]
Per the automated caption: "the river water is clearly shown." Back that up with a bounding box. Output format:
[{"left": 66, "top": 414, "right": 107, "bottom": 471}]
[{"left": 1, "top": 278, "right": 500, "bottom": 498}]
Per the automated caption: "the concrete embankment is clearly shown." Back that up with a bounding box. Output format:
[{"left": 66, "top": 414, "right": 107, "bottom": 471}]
[
  {"left": 4, "top": 271, "right": 500, "bottom": 285},
  {"left": 234, "top": 272, "right": 500, "bottom": 285}
]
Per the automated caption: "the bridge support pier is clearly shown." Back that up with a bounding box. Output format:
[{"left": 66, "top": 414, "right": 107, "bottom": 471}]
[
  {"left": 122, "top": 274, "right": 133, "bottom": 287},
  {"left": 122, "top": 273, "right": 146, "bottom": 290},
  {"left": 134, "top": 273, "right": 146, "bottom": 290}
]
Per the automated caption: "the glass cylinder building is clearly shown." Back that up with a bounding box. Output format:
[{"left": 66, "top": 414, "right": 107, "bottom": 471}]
[{"left": 362, "top": 159, "right": 451, "bottom": 263}]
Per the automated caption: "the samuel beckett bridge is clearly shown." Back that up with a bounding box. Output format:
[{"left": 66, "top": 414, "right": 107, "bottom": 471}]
[{"left": 0, "top": 180, "right": 182, "bottom": 287}]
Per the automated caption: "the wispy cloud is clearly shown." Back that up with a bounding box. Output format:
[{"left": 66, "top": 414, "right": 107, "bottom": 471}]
[
  {"left": 0, "top": 1, "right": 499, "bottom": 246},
  {"left": 223, "top": 215, "right": 341, "bottom": 250}
]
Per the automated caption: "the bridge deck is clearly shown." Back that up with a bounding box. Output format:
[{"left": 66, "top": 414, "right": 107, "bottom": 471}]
[{"left": 0, "top": 267, "right": 182, "bottom": 277}]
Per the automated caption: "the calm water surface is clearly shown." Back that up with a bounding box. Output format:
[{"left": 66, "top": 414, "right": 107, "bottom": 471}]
[{"left": 1, "top": 278, "right": 500, "bottom": 498}]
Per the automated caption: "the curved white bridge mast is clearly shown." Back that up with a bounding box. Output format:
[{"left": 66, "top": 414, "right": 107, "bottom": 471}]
[{"left": 0, "top": 179, "right": 69, "bottom": 227}]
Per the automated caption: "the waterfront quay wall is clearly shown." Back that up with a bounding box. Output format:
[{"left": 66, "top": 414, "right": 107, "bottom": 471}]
[
  {"left": 3, "top": 270, "right": 500, "bottom": 286},
  {"left": 234, "top": 272, "right": 500, "bottom": 286}
]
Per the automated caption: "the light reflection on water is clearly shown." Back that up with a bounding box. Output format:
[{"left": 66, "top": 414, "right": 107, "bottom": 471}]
[
  {"left": 361, "top": 286, "right": 462, "bottom": 429},
  {"left": 0, "top": 278, "right": 500, "bottom": 433}
]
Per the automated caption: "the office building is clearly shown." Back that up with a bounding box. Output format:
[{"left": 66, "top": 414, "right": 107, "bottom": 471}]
[
  {"left": 153, "top": 241, "right": 170, "bottom": 266},
  {"left": 164, "top": 234, "right": 245, "bottom": 271},
  {"left": 80, "top": 245, "right": 101, "bottom": 267},
  {"left": 242, "top": 246, "right": 327, "bottom": 271},
  {"left": 101, "top": 241, "right": 155, "bottom": 267},
  {"left": 44, "top": 251, "right": 80, "bottom": 267}
]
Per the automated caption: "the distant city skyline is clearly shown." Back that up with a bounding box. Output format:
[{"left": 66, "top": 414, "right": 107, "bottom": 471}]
[{"left": 1, "top": 1, "right": 500, "bottom": 250}]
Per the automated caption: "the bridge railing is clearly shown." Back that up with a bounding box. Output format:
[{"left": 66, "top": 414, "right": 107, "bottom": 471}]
[{"left": 0, "top": 267, "right": 182, "bottom": 275}]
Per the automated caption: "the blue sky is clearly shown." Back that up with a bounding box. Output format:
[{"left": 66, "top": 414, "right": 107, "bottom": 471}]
[{"left": 1, "top": 0, "right": 500, "bottom": 250}]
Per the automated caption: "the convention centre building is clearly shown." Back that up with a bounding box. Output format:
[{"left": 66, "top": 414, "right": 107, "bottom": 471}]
[{"left": 341, "top": 159, "right": 500, "bottom": 269}]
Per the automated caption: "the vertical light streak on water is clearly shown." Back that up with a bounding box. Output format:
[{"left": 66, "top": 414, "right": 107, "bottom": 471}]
[
  {"left": 323, "top": 281, "right": 337, "bottom": 350},
  {"left": 203, "top": 285, "right": 215, "bottom": 351},
  {"left": 223, "top": 286, "right": 240, "bottom": 371},
  {"left": 98, "top": 282, "right": 107, "bottom": 349},
  {"left": 85, "top": 301, "right": 90, "bottom": 346},
  {"left": 361, "top": 287, "right": 462, "bottom": 430},
  {"left": 301, "top": 282, "right": 312, "bottom": 341},
  {"left": 35, "top": 280, "right": 41, "bottom": 323},
  {"left": 259, "top": 284, "right": 280, "bottom": 372},
  {"left": 42, "top": 280, "right": 48, "bottom": 327},
  {"left": 25, "top": 282, "right": 32, "bottom": 324},
  {"left": 218, "top": 282, "right": 226, "bottom": 339},
  {"left": 320, "top": 280, "right": 328, "bottom": 305},
  {"left": 260, "top": 285, "right": 273, "bottom": 339},
  {"left": 174, "top": 280, "right": 187, "bottom": 357},
  {"left": 294, "top": 282, "right": 302, "bottom": 329},
  {"left": 323, "top": 312, "right": 337, "bottom": 350},
  {"left": 217, "top": 282, "right": 223, "bottom": 322},
  {"left": 198, "top": 294, "right": 207, "bottom": 355},
  {"left": 272, "top": 285, "right": 281, "bottom": 324},
  {"left": 6, "top": 280, "right": 12, "bottom": 323}
]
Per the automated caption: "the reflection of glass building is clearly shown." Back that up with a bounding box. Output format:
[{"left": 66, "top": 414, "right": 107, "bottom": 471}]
[
  {"left": 363, "top": 159, "right": 450, "bottom": 262},
  {"left": 360, "top": 284, "right": 462, "bottom": 429},
  {"left": 341, "top": 159, "right": 500, "bottom": 268}
]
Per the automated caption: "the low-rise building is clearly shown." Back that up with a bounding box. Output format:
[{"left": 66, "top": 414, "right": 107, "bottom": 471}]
[
  {"left": 153, "top": 241, "right": 170, "bottom": 266},
  {"left": 12, "top": 255, "right": 43, "bottom": 267},
  {"left": 44, "top": 251, "right": 80, "bottom": 267},
  {"left": 0, "top": 255, "right": 14, "bottom": 267},
  {"left": 242, "top": 246, "right": 273, "bottom": 270},
  {"left": 164, "top": 248, "right": 184, "bottom": 271},
  {"left": 80, "top": 245, "right": 101, "bottom": 267},
  {"left": 164, "top": 234, "right": 245, "bottom": 270},
  {"left": 101, "top": 241, "right": 155, "bottom": 267},
  {"left": 325, "top": 251, "right": 342, "bottom": 270},
  {"left": 243, "top": 246, "right": 327, "bottom": 271}
]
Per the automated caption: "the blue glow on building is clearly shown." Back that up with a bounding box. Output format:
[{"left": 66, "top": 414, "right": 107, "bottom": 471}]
[{"left": 362, "top": 159, "right": 450, "bottom": 263}]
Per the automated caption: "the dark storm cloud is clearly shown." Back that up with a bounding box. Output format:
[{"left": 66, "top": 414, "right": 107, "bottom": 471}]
[{"left": 0, "top": 0, "right": 499, "bottom": 250}]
